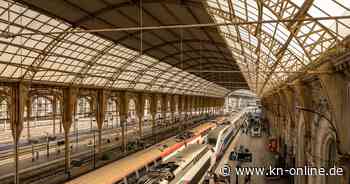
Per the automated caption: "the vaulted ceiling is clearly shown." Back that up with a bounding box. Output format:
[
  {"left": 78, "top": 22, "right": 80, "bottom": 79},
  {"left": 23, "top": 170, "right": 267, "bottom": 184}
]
[
  {"left": 1, "top": 0, "right": 349, "bottom": 97},
  {"left": 15, "top": 0, "right": 248, "bottom": 92}
]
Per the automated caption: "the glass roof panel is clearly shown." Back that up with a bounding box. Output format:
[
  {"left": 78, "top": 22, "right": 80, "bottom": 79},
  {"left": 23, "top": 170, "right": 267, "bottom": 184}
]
[
  {"left": 0, "top": 0, "right": 228, "bottom": 97},
  {"left": 206, "top": 0, "right": 349, "bottom": 95}
]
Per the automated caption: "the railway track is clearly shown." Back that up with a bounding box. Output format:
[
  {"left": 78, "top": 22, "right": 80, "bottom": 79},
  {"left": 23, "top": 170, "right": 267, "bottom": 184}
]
[
  {"left": 0, "top": 116, "right": 210, "bottom": 184},
  {"left": 0, "top": 123, "right": 151, "bottom": 163}
]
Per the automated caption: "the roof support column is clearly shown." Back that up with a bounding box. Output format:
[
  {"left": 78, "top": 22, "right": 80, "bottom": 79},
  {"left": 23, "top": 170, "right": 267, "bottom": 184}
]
[
  {"left": 292, "top": 80, "right": 313, "bottom": 177},
  {"left": 149, "top": 94, "right": 157, "bottom": 143},
  {"left": 193, "top": 96, "right": 197, "bottom": 116},
  {"left": 184, "top": 96, "right": 189, "bottom": 129},
  {"left": 212, "top": 98, "right": 214, "bottom": 115},
  {"left": 119, "top": 92, "right": 128, "bottom": 152},
  {"left": 178, "top": 95, "right": 183, "bottom": 123},
  {"left": 188, "top": 96, "right": 193, "bottom": 124},
  {"left": 200, "top": 96, "right": 204, "bottom": 115},
  {"left": 26, "top": 98, "right": 31, "bottom": 142},
  {"left": 276, "top": 90, "right": 288, "bottom": 155},
  {"left": 318, "top": 62, "right": 350, "bottom": 155},
  {"left": 281, "top": 87, "right": 297, "bottom": 156},
  {"left": 210, "top": 98, "right": 213, "bottom": 115},
  {"left": 161, "top": 94, "right": 167, "bottom": 127},
  {"left": 191, "top": 96, "right": 195, "bottom": 117},
  {"left": 62, "top": 86, "right": 77, "bottom": 178},
  {"left": 136, "top": 93, "right": 145, "bottom": 139},
  {"left": 188, "top": 96, "right": 193, "bottom": 118},
  {"left": 10, "top": 82, "right": 28, "bottom": 184},
  {"left": 216, "top": 98, "right": 219, "bottom": 115},
  {"left": 52, "top": 96, "right": 57, "bottom": 137},
  {"left": 170, "top": 95, "right": 176, "bottom": 124},
  {"left": 96, "top": 90, "right": 108, "bottom": 154},
  {"left": 194, "top": 96, "right": 198, "bottom": 116},
  {"left": 293, "top": 80, "right": 313, "bottom": 145},
  {"left": 203, "top": 97, "right": 207, "bottom": 115}
]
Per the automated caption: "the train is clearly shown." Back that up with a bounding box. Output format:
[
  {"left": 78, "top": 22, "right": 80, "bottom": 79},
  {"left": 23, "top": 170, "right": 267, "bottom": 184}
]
[
  {"left": 66, "top": 119, "right": 219, "bottom": 184},
  {"left": 207, "top": 109, "right": 248, "bottom": 167},
  {"left": 137, "top": 144, "right": 211, "bottom": 184},
  {"left": 207, "top": 124, "right": 236, "bottom": 162},
  {"left": 136, "top": 111, "right": 248, "bottom": 184}
]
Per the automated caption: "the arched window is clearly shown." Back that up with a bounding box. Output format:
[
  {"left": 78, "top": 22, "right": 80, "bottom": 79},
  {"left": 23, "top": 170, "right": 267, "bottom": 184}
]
[
  {"left": 32, "top": 96, "right": 52, "bottom": 119},
  {"left": 77, "top": 97, "right": 92, "bottom": 118}
]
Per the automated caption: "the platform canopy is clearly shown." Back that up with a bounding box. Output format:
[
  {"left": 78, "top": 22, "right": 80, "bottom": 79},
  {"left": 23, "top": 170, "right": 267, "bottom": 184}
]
[{"left": 1, "top": 0, "right": 350, "bottom": 96}]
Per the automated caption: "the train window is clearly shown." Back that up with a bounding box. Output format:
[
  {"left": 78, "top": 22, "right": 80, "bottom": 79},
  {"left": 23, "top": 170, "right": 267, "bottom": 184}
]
[
  {"left": 208, "top": 138, "right": 217, "bottom": 146},
  {"left": 127, "top": 172, "right": 138, "bottom": 184}
]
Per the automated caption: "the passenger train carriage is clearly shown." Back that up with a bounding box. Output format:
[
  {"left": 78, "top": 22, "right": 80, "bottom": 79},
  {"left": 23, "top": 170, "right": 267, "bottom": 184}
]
[
  {"left": 135, "top": 111, "right": 247, "bottom": 184},
  {"left": 207, "top": 109, "right": 248, "bottom": 164},
  {"left": 66, "top": 119, "right": 219, "bottom": 184},
  {"left": 137, "top": 144, "right": 211, "bottom": 184},
  {"left": 207, "top": 125, "right": 236, "bottom": 162}
]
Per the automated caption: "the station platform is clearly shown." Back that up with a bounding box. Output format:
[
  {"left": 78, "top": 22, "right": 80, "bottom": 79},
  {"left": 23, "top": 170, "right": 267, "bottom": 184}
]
[{"left": 215, "top": 130, "right": 289, "bottom": 184}]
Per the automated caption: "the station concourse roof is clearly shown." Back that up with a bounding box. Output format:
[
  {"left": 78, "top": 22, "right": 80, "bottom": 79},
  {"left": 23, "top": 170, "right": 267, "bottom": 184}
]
[{"left": 1, "top": 0, "right": 350, "bottom": 97}]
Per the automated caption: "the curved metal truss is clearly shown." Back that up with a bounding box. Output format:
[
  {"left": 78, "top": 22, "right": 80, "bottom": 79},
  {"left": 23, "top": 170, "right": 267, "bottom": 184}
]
[
  {"left": 206, "top": 0, "right": 350, "bottom": 95},
  {"left": 0, "top": 0, "right": 228, "bottom": 97}
]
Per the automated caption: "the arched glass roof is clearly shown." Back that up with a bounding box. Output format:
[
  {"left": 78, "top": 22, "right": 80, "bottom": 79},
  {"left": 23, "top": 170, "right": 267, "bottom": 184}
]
[
  {"left": 1, "top": 0, "right": 349, "bottom": 97},
  {"left": 206, "top": 0, "right": 350, "bottom": 95},
  {"left": 0, "top": 0, "right": 228, "bottom": 97}
]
